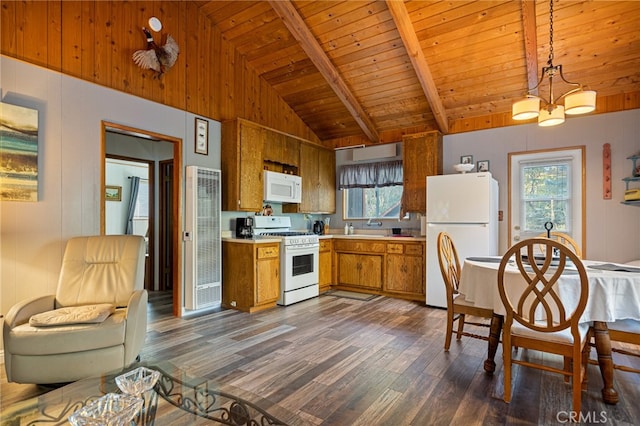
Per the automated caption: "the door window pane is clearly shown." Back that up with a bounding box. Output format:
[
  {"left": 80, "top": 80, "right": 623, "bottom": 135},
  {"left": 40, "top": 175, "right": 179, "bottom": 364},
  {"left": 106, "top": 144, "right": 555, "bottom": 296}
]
[{"left": 520, "top": 161, "right": 571, "bottom": 233}]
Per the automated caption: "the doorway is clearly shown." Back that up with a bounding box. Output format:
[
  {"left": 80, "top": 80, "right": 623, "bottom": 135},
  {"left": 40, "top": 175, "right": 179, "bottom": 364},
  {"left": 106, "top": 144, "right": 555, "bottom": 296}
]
[
  {"left": 105, "top": 156, "right": 154, "bottom": 290},
  {"left": 101, "top": 121, "right": 183, "bottom": 317}
]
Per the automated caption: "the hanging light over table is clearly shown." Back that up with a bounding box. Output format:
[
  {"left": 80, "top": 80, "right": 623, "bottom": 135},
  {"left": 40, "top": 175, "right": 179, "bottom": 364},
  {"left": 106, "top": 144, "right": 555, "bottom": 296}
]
[{"left": 512, "top": 0, "right": 596, "bottom": 126}]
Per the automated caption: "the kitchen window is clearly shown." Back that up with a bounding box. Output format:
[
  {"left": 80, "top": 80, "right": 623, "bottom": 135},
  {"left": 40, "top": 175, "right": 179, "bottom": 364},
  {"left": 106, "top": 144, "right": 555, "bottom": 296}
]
[
  {"left": 343, "top": 186, "right": 404, "bottom": 219},
  {"left": 339, "top": 160, "right": 405, "bottom": 220}
]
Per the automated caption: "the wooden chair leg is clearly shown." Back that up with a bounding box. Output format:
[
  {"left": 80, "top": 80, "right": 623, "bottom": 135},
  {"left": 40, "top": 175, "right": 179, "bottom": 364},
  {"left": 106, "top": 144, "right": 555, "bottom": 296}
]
[
  {"left": 456, "top": 313, "right": 466, "bottom": 340},
  {"left": 564, "top": 357, "right": 571, "bottom": 383},
  {"left": 503, "top": 334, "right": 512, "bottom": 403},
  {"left": 572, "top": 347, "right": 582, "bottom": 415},
  {"left": 444, "top": 310, "right": 454, "bottom": 351}
]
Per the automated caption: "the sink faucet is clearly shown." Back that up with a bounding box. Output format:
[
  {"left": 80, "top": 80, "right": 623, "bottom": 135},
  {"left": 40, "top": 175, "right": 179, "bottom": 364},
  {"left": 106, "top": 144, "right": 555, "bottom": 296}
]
[{"left": 367, "top": 218, "right": 382, "bottom": 227}]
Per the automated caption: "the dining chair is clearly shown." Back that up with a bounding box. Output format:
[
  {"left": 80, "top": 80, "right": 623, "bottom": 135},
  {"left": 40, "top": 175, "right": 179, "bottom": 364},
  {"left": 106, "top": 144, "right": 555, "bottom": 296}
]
[
  {"left": 535, "top": 231, "right": 582, "bottom": 258},
  {"left": 592, "top": 320, "right": 640, "bottom": 374},
  {"left": 436, "top": 232, "right": 493, "bottom": 351},
  {"left": 498, "top": 238, "right": 591, "bottom": 414}
]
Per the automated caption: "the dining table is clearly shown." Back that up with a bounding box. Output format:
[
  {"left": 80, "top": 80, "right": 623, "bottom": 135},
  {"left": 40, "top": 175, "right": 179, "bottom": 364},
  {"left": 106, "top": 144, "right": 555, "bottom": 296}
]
[{"left": 458, "top": 256, "right": 640, "bottom": 405}]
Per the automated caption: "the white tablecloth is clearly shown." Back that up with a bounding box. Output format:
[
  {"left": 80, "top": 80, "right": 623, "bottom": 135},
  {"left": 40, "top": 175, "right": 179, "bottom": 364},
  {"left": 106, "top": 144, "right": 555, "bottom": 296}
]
[{"left": 458, "top": 258, "right": 640, "bottom": 324}]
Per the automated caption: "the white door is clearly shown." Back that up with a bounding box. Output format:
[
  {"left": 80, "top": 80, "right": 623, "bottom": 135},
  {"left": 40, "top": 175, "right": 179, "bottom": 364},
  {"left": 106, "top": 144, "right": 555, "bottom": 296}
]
[{"left": 508, "top": 147, "right": 585, "bottom": 253}]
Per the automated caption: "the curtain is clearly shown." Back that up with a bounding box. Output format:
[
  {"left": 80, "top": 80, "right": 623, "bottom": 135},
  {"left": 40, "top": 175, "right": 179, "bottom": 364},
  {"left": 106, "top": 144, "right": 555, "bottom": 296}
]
[
  {"left": 339, "top": 160, "right": 403, "bottom": 189},
  {"left": 125, "top": 176, "right": 140, "bottom": 234}
]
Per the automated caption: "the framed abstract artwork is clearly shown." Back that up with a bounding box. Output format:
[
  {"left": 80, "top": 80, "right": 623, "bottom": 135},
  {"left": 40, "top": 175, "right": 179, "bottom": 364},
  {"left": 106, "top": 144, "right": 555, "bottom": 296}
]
[{"left": 0, "top": 102, "right": 39, "bottom": 201}]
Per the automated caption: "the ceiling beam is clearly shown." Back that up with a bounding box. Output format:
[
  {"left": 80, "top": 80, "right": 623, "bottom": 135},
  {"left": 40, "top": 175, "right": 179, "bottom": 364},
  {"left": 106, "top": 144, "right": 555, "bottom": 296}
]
[
  {"left": 521, "top": 0, "right": 539, "bottom": 93},
  {"left": 386, "top": 0, "right": 449, "bottom": 134},
  {"left": 268, "top": 0, "right": 380, "bottom": 143}
]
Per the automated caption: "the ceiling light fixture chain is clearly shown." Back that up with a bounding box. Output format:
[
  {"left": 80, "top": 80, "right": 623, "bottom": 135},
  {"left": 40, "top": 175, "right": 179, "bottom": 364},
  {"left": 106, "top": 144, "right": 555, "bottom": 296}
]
[
  {"left": 547, "top": 0, "right": 554, "bottom": 67},
  {"left": 512, "top": 0, "right": 596, "bottom": 127}
]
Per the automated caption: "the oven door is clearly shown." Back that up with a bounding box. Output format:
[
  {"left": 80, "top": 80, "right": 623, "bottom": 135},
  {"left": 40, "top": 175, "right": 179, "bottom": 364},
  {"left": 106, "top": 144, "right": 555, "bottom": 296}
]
[{"left": 282, "top": 243, "right": 319, "bottom": 291}]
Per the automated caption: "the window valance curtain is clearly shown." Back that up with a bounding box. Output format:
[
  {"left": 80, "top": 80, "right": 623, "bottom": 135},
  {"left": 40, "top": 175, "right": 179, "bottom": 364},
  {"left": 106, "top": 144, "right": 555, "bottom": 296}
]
[{"left": 339, "top": 160, "right": 403, "bottom": 189}]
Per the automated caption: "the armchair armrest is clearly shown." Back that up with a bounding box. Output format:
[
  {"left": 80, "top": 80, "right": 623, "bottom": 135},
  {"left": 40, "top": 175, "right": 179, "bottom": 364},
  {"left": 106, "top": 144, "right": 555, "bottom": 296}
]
[
  {"left": 123, "top": 289, "right": 148, "bottom": 365},
  {"left": 3, "top": 295, "right": 56, "bottom": 329}
]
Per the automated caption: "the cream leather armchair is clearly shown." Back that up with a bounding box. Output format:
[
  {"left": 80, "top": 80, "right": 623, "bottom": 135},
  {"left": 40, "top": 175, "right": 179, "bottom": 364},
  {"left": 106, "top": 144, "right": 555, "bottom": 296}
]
[{"left": 3, "top": 235, "right": 148, "bottom": 384}]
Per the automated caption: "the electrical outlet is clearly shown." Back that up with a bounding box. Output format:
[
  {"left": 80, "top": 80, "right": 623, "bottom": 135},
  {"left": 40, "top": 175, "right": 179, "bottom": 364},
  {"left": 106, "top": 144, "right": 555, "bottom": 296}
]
[{"left": 230, "top": 301, "right": 237, "bottom": 307}]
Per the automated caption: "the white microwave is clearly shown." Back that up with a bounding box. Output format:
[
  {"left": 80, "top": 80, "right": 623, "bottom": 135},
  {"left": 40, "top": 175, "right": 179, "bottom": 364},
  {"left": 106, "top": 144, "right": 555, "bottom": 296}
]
[{"left": 263, "top": 170, "right": 302, "bottom": 203}]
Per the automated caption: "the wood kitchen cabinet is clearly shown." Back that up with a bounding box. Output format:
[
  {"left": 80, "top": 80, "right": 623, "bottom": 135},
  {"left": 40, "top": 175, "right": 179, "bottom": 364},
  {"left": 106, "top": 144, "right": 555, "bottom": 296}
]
[
  {"left": 221, "top": 119, "right": 265, "bottom": 212},
  {"left": 319, "top": 239, "right": 333, "bottom": 293},
  {"left": 296, "top": 143, "right": 336, "bottom": 214},
  {"left": 222, "top": 241, "right": 280, "bottom": 313},
  {"left": 385, "top": 241, "right": 425, "bottom": 300},
  {"left": 333, "top": 239, "right": 385, "bottom": 291},
  {"left": 401, "top": 131, "right": 443, "bottom": 213},
  {"left": 223, "top": 118, "right": 332, "bottom": 213},
  {"left": 264, "top": 131, "right": 299, "bottom": 168}
]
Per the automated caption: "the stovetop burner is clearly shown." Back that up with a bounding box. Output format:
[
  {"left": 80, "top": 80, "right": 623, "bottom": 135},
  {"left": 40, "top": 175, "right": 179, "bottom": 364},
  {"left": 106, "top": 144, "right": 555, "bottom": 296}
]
[{"left": 260, "top": 231, "right": 314, "bottom": 237}]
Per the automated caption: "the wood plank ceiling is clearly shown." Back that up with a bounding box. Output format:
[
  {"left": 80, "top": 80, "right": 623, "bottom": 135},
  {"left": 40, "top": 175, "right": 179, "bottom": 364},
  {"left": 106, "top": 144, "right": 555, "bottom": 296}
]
[{"left": 198, "top": 1, "right": 640, "bottom": 145}]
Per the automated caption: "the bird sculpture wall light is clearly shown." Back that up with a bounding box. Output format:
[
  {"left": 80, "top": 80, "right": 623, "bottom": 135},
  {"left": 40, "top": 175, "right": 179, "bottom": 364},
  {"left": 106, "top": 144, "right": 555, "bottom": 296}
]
[{"left": 132, "top": 20, "right": 179, "bottom": 77}]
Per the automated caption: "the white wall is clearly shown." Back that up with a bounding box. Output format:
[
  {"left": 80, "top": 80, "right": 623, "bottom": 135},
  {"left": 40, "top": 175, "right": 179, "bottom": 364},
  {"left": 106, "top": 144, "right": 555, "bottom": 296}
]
[
  {"left": 444, "top": 110, "right": 640, "bottom": 261},
  {"left": 0, "top": 56, "right": 222, "bottom": 324}
]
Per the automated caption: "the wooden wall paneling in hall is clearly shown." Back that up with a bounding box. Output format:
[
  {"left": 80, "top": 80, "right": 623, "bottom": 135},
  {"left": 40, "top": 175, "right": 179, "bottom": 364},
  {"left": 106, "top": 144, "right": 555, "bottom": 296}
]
[{"left": 0, "top": 0, "right": 320, "bottom": 145}]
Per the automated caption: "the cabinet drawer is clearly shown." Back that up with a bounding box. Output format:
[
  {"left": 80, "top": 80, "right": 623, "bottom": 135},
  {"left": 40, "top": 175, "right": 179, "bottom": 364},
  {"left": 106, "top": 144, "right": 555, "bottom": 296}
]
[
  {"left": 333, "top": 240, "right": 386, "bottom": 253},
  {"left": 257, "top": 245, "right": 279, "bottom": 259},
  {"left": 386, "top": 243, "right": 404, "bottom": 254},
  {"left": 319, "top": 240, "right": 332, "bottom": 251},
  {"left": 405, "top": 244, "right": 424, "bottom": 256}
]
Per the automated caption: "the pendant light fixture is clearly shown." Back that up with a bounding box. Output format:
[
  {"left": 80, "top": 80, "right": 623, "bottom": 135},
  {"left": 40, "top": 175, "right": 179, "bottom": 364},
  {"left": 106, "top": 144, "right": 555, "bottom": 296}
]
[{"left": 512, "top": 0, "right": 596, "bottom": 126}]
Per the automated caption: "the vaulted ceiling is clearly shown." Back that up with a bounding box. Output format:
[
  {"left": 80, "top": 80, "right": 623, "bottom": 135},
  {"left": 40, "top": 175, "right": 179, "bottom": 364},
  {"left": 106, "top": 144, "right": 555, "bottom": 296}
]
[{"left": 196, "top": 0, "right": 640, "bottom": 145}]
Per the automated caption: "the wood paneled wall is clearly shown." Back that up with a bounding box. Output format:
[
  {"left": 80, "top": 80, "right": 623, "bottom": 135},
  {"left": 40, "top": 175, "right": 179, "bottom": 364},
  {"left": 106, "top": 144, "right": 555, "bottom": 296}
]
[{"left": 0, "top": 0, "right": 321, "bottom": 144}]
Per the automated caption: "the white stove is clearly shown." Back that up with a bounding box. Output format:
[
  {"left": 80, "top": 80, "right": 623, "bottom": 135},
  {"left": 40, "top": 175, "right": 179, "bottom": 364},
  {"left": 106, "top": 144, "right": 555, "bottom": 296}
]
[{"left": 253, "top": 216, "right": 319, "bottom": 306}]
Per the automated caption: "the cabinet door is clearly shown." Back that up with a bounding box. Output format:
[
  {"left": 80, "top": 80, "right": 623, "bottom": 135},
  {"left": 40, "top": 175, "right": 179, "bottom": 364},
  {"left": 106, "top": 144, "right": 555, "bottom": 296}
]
[
  {"left": 386, "top": 254, "right": 406, "bottom": 292},
  {"left": 405, "top": 255, "right": 424, "bottom": 295},
  {"left": 386, "top": 255, "right": 424, "bottom": 295},
  {"left": 402, "top": 131, "right": 443, "bottom": 213},
  {"left": 318, "top": 147, "right": 336, "bottom": 213},
  {"left": 359, "top": 254, "right": 383, "bottom": 289},
  {"left": 263, "top": 130, "right": 284, "bottom": 164},
  {"left": 300, "top": 143, "right": 320, "bottom": 212},
  {"left": 319, "top": 240, "right": 332, "bottom": 290},
  {"left": 239, "top": 124, "right": 265, "bottom": 211},
  {"left": 338, "top": 253, "right": 361, "bottom": 286},
  {"left": 256, "top": 257, "right": 279, "bottom": 304},
  {"left": 283, "top": 135, "right": 300, "bottom": 167}
]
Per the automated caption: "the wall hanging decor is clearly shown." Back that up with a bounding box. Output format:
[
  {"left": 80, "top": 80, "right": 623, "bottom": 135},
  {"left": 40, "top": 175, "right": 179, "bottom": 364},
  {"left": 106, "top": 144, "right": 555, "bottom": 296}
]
[{"left": 0, "top": 101, "right": 39, "bottom": 201}]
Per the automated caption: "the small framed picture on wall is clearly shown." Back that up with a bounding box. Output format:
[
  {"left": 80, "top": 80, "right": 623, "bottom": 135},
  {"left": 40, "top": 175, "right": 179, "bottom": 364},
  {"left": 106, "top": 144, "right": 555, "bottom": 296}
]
[
  {"left": 195, "top": 117, "right": 208, "bottom": 155},
  {"left": 477, "top": 160, "right": 490, "bottom": 172},
  {"left": 460, "top": 155, "right": 473, "bottom": 165}
]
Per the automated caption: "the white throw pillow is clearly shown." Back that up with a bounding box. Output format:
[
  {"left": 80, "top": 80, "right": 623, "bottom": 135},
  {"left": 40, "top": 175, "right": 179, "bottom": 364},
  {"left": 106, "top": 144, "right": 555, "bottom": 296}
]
[{"left": 29, "top": 304, "right": 116, "bottom": 327}]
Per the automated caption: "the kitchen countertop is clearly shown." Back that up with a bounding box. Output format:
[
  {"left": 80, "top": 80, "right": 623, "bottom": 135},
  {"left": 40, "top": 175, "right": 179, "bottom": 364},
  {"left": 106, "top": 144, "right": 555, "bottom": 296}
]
[
  {"left": 222, "top": 235, "right": 425, "bottom": 243},
  {"left": 320, "top": 234, "right": 425, "bottom": 241},
  {"left": 222, "top": 237, "right": 282, "bottom": 244}
]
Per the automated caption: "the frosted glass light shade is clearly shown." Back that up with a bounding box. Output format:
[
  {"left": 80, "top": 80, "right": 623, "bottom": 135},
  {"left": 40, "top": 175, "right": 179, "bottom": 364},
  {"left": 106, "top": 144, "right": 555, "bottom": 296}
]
[
  {"left": 565, "top": 90, "right": 596, "bottom": 115},
  {"left": 512, "top": 97, "right": 540, "bottom": 120},
  {"left": 538, "top": 105, "right": 565, "bottom": 127}
]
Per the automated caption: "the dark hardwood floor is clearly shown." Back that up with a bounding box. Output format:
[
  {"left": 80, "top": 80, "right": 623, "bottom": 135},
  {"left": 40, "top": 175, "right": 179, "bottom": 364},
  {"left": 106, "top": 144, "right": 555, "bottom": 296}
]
[{"left": 2, "top": 291, "right": 639, "bottom": 425}]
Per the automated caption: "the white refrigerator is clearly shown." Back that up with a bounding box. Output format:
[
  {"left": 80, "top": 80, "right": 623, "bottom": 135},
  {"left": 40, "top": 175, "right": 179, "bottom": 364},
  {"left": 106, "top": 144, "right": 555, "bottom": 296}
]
[{"left": 425, "top": 172, "right": 499, "bottom": 308}]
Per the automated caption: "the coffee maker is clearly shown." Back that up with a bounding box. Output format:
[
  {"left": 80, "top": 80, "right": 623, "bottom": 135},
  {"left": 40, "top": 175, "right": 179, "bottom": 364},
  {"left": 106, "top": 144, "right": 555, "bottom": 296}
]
[{"left": 235, "top": 217, "right": 253, "bottom": 238}]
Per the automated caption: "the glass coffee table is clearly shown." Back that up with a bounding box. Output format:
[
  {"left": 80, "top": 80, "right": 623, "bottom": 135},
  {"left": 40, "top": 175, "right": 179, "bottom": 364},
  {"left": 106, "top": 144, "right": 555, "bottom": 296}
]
[{"left": 2, "top": 361, "right": 301, "bottom": 425}]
